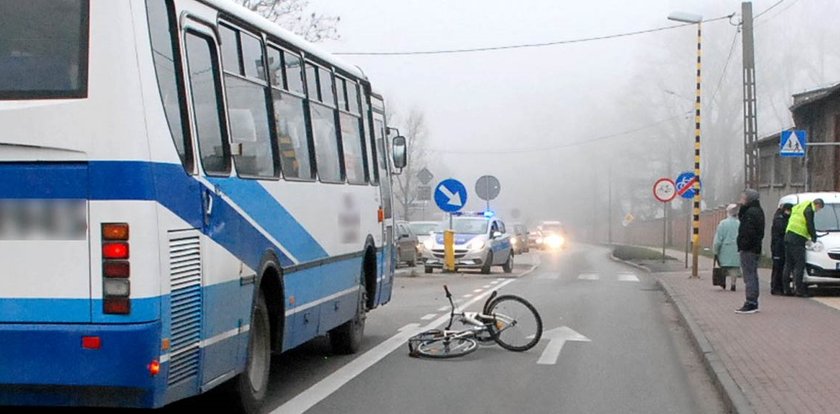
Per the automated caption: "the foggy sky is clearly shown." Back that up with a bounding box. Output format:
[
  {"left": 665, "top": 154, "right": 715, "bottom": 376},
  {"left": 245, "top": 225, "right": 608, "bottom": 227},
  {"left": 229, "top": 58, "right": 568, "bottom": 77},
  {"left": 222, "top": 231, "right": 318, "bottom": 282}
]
[{"left": 310, "top": 0, "right": 840, "bottom": 228}]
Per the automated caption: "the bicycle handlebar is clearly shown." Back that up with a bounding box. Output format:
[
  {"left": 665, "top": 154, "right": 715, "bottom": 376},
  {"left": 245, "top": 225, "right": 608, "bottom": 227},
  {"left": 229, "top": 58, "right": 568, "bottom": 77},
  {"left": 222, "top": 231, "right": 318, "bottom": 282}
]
[{"left": 443, "top": 285, "right": 452, "bottom": 298}]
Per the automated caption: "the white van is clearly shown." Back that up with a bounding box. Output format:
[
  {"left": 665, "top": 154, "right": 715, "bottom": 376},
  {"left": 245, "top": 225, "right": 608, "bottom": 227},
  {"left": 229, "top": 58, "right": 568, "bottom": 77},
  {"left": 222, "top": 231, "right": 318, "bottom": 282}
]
[{"left": 778, "top": 192, "right": 840, "bottom": 287}]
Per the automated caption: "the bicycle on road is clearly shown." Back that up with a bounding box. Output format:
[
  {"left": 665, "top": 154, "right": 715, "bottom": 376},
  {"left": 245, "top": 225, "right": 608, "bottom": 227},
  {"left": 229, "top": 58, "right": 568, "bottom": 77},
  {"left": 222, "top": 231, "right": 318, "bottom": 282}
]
[{"left": 408, "top": 285, "right": 543, "bottom": 358}]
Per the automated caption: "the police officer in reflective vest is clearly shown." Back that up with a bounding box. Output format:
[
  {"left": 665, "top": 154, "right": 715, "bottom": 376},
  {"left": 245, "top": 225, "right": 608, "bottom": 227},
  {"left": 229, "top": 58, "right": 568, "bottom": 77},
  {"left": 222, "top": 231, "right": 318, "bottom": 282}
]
[{"left": 783, "top": 198, "right": 825, "bottom": 297}]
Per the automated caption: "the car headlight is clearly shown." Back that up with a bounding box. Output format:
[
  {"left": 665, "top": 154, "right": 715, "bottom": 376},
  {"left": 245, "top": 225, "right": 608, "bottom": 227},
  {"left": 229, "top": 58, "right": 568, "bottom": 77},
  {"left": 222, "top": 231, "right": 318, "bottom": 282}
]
[
  {"left": 545, "top": 235, "right": 565, "bottom": 248},
  {"left": 511, "top": 238, "right": 518, "bottom": 245},
  {"left": 423, "top": 239, "right": 435, "bottom": 250},
  {"left": 467, "top": 239, "right": 486, "bottom": 252}
]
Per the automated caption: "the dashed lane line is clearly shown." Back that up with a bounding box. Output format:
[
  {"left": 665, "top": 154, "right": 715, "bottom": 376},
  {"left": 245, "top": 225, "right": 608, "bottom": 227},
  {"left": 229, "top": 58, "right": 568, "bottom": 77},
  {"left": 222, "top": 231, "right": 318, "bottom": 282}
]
[{"left": 420, "top": 313, "right": 437, "bottom": 321}]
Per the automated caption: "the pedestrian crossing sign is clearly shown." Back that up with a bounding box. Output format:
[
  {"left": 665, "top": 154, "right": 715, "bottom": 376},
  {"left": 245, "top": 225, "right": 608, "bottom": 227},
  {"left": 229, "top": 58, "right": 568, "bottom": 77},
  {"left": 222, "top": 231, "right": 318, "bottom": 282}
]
[{"left": 780, "top": 130, "right": 807, "bottom": 157}]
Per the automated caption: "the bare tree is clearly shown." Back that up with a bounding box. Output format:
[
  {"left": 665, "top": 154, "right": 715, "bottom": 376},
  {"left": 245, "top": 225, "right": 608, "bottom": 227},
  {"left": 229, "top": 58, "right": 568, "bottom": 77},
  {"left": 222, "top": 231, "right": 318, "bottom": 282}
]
[
  {"left": 234, "top": 0, "right": 340, "bottom": 43},
  {"left": 391, "top": 108, "right": 429, "bottom": 221}
]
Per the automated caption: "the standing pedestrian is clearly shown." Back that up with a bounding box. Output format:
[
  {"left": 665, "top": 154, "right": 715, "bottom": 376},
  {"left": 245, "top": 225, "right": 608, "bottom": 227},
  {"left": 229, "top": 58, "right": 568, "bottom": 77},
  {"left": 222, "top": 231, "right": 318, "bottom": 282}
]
[
  {"left": 713, "top": 204, "right": 741, "bottom": 291},
  {"left": 736, "top": 189, "right": 765, "bottom": 314},
  {"left": 782, "top": 198, "right": 824, "bottom": 297},
  {"left": 770, "top": 203, "right": 793, "bottom": 295}
]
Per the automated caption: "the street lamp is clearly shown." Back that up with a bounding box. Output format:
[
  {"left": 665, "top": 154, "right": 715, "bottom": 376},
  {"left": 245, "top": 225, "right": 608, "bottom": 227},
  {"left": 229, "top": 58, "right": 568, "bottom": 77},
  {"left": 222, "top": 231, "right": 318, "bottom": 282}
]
[{"left": 668, "top": 11, "right": 703, "bottom": 279}]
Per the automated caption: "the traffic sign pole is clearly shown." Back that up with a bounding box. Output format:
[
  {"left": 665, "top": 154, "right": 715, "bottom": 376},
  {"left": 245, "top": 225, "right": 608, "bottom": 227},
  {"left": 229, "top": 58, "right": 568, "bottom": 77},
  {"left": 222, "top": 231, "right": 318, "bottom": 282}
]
[{"left": 690, "top": 22, "right": 703, "bottom": 280}]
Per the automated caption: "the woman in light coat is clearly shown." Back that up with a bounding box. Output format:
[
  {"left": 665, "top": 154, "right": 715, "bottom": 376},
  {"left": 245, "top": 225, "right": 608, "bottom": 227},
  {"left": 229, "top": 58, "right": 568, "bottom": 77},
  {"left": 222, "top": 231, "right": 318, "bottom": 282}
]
[{"left": 713, "top": 204, "right": 742, "bottom": 291}]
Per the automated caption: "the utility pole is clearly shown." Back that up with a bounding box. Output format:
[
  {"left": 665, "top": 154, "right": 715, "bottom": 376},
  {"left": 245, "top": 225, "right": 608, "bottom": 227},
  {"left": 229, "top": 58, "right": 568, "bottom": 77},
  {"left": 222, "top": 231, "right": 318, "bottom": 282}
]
[
  {"left": 742, "top": 2, "right": 759, "bottom": 189},
  {"left": 608, "top": 163, "right": 613, "bottom": 245}
]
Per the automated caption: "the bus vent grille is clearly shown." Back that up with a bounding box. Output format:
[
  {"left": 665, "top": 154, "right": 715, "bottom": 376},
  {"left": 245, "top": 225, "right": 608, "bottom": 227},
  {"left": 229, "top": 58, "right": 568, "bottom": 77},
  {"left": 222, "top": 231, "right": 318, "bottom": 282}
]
[{"left": 168, "top": 231, "right": 202, "bottom": 386}]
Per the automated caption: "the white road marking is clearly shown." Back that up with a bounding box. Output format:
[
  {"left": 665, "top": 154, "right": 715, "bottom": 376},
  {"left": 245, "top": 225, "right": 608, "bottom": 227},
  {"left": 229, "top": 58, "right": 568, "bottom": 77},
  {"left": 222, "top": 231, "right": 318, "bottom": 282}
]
[
  {"left": 496, "top": 278, "right": 505, "bottom": 281},
  {"left": 617, "top": 273, "right": 640, "bottom": 282},
  {"left": 482, "top": 285, "right": 490, "bottom": 288},
  {"left": 537, "top": 273, "right": 559, "bottom": 280},
  {"left": 472, "top": 288, "right": 483, "bottom": 293},
  {"left": 535, "top": 326, "right": 591, "bottom": 365},
  {"left": 490, "top": 281, "right": 499, "bottom": 285},
  {"left": 273, "top": 279, "right": 517, "bottom": 414},
  {"left": 463, "top": 294, "right": 473, "bottom": 298},
  {"left": 578, "top": 273, "right": 600, "bottom": 281},
  {"left": 437, "top": 306, "right": 449, "bottom": 312},
  {"left": 420, "top": 313, "right": 437, "bottom": 320}
]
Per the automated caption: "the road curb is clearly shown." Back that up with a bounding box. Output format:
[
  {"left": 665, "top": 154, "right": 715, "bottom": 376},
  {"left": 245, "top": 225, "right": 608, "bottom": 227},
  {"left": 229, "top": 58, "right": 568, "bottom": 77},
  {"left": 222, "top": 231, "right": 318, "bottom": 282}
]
[
  {"left": 656, "top": 278, "right": 755, "bottom": 414},
  {"left": 607, "top": 253, "right": 652, "bottom": 273},
  {"left": 608, "top": 250, "right": 753, "bottom": 414}
]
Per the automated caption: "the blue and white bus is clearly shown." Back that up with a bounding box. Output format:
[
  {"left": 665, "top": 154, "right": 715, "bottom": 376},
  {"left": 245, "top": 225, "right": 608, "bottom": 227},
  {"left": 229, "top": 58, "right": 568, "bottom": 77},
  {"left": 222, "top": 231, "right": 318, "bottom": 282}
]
[{"left": 0, "top": 1, "right": 406, "bottom": 411}]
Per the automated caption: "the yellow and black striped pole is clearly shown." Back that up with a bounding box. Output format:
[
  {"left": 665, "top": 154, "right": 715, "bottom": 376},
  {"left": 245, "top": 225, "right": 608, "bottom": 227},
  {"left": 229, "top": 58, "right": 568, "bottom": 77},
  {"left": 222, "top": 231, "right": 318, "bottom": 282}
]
[{"left": 690, "top": 22, "right": 702, "bottom": 279}]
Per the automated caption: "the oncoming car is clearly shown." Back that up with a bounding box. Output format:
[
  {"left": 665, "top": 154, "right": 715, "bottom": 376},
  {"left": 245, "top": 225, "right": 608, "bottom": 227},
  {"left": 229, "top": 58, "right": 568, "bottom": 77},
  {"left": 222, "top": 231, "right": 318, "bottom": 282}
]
[
  {"left": 539, "top": 221, "right": 567, "bottom": 250},
  {"left": 409, "top": 221, "right": 442, "bottom": 262},
  {"left": 422, "top": 215, "right": 514, "bottom": 274},
  {"left": 779, "top": 192, "right": 840, "bottom": 288}
]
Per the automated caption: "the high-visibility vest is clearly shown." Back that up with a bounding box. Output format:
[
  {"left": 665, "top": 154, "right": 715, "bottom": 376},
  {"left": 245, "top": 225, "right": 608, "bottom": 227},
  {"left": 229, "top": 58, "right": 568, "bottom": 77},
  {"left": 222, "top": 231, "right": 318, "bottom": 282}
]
[{"left": 786, "top": 201, "right": 813, "bottom": 239}]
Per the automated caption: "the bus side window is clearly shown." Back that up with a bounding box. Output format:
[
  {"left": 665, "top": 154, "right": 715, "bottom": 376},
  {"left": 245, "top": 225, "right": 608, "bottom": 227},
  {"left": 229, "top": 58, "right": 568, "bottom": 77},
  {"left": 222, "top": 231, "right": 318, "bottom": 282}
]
[
  {"left": 219, "top": 24, "right": 278, "bottom": 179},
  {"left": 363, "top": 95, "right": 379, "bottom": 185},
  {"left": 339, "top": 79, "right": 366, "bottom": 185},
  {"left": 184, "top": 32, "right": 230, "bottom": 176},
  {"left": 270, "top": 47, "right": 314, "bottom": 180},
  {"left": 145, "top": 0, "right": 193, "bottom": 172},
  {"left": 306, "top": 63, "right": 342, "bottom": 183}
]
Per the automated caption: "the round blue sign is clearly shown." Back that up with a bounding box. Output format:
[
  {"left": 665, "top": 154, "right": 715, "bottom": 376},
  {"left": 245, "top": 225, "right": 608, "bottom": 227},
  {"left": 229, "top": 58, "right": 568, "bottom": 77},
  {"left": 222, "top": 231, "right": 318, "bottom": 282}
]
[
  {"left": 434, "top": 179, "right": 468, "bottom": 213},
  {"left": 675, "top": 172, "right": 701, "bottom": 199}
]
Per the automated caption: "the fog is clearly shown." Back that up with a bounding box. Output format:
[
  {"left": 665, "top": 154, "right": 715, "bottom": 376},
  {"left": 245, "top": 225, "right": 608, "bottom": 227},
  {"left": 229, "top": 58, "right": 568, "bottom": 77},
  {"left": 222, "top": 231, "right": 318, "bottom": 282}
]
[{"left": 313, "top": 0, "right": 840, "bottom": 238}]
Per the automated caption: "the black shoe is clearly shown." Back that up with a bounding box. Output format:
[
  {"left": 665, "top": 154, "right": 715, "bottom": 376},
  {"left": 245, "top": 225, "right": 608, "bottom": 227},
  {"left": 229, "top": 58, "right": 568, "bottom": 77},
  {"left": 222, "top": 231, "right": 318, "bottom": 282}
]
[
  {"left": 796, "top": 292, "right": 812, "bottom": 298},
  {"left": 730, "top": 285, "right": 736, "bottom": 292},
  {"left": 735, "top": 303, "right": 759, "bottom": 314},
  {"left": 770, "top": 290, "right": 781, "bottom": 296}
]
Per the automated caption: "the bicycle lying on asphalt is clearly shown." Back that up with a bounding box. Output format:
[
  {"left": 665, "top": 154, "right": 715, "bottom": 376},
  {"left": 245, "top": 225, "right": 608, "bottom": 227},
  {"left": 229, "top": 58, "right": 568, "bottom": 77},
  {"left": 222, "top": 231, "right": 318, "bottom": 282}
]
[{"left": 408, "top": 285, "right": 543, "bottom": 358}]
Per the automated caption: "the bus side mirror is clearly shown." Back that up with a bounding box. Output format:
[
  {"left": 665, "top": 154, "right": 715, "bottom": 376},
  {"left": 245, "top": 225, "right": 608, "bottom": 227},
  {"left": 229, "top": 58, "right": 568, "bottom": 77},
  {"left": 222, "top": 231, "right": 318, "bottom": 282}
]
[{"left": 392, "top": 136, "right": 407, "bottom": 173}]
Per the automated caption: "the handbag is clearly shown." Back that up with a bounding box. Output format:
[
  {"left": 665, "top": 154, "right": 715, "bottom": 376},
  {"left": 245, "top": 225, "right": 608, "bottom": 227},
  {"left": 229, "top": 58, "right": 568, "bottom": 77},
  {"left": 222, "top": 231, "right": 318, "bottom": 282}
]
[{"left": 712, "top": 256, "right": 727, "bottom": 289}]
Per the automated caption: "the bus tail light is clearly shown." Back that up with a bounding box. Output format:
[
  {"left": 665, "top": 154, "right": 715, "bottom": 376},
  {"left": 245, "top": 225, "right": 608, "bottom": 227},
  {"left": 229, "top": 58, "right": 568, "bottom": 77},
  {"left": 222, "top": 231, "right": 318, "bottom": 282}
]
[
  {"left": 148, "top": 360, "right": 161, "bottom": 376},
  {"left": 102, "top": 242, "right": 129, "bottom": 259},
  {"left": 82, "top": 336, "right": 101, "bottom": 350},
  {"left": 102, "top": 223, "right": 131, "bottom": 315}
]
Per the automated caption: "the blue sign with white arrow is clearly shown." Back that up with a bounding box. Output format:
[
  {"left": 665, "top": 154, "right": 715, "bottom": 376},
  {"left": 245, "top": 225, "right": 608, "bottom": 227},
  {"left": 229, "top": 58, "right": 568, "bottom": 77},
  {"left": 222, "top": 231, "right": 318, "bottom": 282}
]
[
  {"left": 780, "top": 130, "right": 807, "bottom": 157},
  {"left": 434, "top": 179, "right": 468, "bottom": 213},
  {"left": 675, "top": 171, "right": 701, "bottom": 199}
]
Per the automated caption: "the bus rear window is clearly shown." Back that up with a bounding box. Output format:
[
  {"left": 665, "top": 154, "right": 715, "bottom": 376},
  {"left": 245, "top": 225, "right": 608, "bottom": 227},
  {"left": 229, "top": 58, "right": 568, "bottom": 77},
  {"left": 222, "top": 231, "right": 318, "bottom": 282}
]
[{"left": 0, "top": 0, "right": 89, "bottom": 99}]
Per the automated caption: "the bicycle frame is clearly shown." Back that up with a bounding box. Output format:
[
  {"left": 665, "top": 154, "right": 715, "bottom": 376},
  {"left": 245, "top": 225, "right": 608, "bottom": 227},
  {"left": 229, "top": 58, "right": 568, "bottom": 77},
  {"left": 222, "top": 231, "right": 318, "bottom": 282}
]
[{"left": 442, "top": 285, "right": 517, "bottom": 340}]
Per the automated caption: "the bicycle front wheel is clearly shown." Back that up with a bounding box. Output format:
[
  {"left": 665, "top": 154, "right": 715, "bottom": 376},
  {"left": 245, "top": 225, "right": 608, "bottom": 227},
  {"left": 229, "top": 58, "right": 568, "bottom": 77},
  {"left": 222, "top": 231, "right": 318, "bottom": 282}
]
[
  {"left": 488, "top": 295, "right": 543, "bottom": 352},
  {"left": 414, "top": 335, "right": 478, "bottom": 359}
]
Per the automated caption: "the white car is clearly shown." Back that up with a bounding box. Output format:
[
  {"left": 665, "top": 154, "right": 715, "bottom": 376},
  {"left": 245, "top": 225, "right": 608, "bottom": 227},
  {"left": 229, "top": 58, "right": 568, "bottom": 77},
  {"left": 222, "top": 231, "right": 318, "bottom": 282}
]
[
  {"left": 778, "top": 192, "right": 840, "bottom": 287},
  {"left": 422, "top": 214, "right": 514, "bottom": 274}
]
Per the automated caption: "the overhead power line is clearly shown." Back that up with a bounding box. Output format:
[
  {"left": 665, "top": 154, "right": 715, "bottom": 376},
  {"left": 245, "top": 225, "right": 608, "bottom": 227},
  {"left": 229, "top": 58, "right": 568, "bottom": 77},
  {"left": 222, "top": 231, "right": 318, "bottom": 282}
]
[
  {"left": 334, "top": 14, "right": 734, "bottom": 56},
  {"left": 754, "top": 0, "right": 786, "bottom": 19}
]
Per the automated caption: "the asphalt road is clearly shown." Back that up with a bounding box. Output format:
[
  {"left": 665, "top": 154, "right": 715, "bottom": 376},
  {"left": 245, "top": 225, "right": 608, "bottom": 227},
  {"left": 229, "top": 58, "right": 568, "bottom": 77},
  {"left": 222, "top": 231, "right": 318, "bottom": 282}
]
[{"left": 15, "top": 244, "right": 724, "bottom": 414}]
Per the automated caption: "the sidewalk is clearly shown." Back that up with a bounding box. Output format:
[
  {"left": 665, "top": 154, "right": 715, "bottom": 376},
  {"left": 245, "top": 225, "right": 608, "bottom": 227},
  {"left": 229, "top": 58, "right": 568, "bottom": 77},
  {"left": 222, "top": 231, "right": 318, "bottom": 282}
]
[{"left": 655, "top": 249, "right": 840, "bottom": 414}]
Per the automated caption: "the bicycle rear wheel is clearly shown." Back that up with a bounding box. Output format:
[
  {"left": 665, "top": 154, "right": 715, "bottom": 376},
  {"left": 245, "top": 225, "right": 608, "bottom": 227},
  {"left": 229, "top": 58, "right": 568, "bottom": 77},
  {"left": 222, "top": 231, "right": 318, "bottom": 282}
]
[
  {"left": 411, "top": 332, "right": 478, "bottom": 359},
  {"left": 487, "top": 295, "right": 543, "bottom": 352}
]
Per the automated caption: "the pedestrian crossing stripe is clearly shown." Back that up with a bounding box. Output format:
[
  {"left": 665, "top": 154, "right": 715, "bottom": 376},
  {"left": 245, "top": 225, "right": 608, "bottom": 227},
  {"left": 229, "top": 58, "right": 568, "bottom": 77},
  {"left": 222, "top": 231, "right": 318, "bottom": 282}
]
[
  {"left": 617, "top": 273, "right": 640, "bottom": 282},
  {"left": 578, "top": 273, "right": 600, "bottom": 281},
  {"left": 537, "top": 273, "right": 560, "bottom": 280}
]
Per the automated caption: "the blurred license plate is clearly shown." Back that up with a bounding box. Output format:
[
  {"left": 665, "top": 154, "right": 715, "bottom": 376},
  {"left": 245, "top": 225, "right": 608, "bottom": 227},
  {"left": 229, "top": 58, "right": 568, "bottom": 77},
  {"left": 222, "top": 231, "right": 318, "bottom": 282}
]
[{"left": 0, "top": 199, "right": 87, "bottom": 240}]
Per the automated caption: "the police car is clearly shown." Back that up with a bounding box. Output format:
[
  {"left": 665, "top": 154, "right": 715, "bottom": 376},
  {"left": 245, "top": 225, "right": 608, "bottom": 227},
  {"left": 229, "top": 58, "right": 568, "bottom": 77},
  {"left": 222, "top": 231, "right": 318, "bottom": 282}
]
[
  {"left": 422, "top": 213, "right": 514, "bottom": 274},
  {"left": 779, "top": 192, "right": 840, "bottom": 287}
]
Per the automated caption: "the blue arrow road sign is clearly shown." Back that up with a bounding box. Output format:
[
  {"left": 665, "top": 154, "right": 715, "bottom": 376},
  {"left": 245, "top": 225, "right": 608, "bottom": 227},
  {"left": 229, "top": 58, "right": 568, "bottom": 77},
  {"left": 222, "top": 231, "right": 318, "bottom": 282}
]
[
  {"left": 676, "top": 171, "right": 701, "bottom": 199},
  {"left": 434, "top": 179, "right": 468, "bottom": 213},
  {"left": 780, "top": 130, "right": 807, "bottom": 157}
]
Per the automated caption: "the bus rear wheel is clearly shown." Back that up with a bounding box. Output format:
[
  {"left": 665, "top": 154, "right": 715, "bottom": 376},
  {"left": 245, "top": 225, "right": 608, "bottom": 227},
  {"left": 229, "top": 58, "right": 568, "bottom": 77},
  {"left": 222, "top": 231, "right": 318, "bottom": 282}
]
[
  {"left": 330, "top": 280, "right": 367, "bottom": 354},
  {"left": 229, "top": 290, "right": 270, "bottom": 414}
]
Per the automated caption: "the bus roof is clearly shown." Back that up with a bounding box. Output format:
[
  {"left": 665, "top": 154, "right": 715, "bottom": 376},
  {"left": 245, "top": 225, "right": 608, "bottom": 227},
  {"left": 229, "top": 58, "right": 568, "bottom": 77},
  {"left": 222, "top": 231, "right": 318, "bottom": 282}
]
[{"left": 204, "top": 0, "right": 367, "bottom": 81}]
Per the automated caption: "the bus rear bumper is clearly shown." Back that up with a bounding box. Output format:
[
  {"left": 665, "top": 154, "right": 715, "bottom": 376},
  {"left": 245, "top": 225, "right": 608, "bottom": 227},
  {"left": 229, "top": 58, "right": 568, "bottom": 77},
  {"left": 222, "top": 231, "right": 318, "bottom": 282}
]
[{"left": 0, "top": 321, "right": 165, "bottom": 408}]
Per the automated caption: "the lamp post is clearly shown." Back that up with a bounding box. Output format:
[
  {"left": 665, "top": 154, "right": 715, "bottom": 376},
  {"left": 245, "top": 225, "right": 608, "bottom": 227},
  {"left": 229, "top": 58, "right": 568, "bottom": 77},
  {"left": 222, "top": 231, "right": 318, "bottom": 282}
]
[{"left": 668, "top": 11, "right": 703, "bottom": 279}]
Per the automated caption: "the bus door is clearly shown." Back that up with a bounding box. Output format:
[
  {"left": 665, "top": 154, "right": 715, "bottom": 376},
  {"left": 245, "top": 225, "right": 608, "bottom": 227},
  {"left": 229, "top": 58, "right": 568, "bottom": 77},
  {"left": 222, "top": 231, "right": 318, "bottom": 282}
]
[
  {"left": 178, "top": 19, "right": 242, "bottom": 388},
  {"left": 371, "top": 95, "right": 394, "bottom": 305}
]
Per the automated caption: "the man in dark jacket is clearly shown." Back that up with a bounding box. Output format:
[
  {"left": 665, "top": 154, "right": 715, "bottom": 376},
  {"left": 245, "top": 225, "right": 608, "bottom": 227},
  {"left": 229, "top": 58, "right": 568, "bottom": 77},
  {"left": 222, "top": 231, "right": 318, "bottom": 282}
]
[
  {"left": 783, "top": 198, "right": 824, "bottom": 297},
  {"left": 770, "top": 203, "right": 793, "bottom": 295},
  {"left": 736, "top": 189, "right": 765, "bottom": 314}
]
